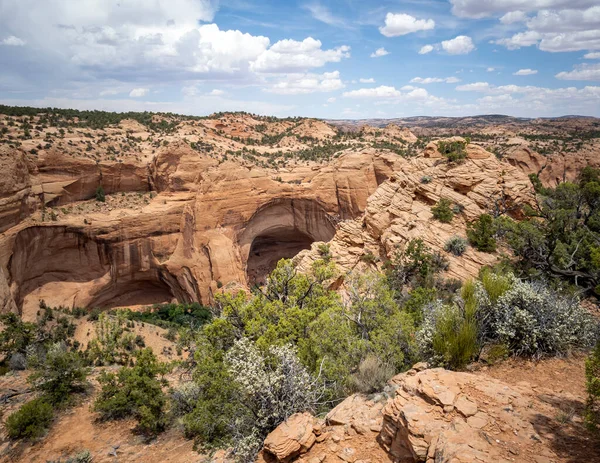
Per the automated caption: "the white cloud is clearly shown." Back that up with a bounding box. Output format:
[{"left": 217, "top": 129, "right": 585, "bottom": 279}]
[
  {"left": 343, "top": 85, "right": 402, "bottom": 98},
  {"left": 500, "top": 11, "right": 528, "bottom": 24},
  {"left": 343, "top": 85, "right": 431, "bottom": 101},
  {"left": 370, "top": 47, "right": 390, "bottom": 58},
  {"left": 556, "top": 63, "right": 600, "bottom": 81},
  {"left": 494, "top": 31, "right": 541, "bottom": 50},
  {"left": 250, "top": 37, "right": 350, "bottom": 73},
  {"left": 514, "top": 68, "right": 538, "bottom": 75},
  {"left": 491, "top": 6, "right": 600, "bottom": 52},
  {"left": 129, "top": 88, "right": 149, "bottom": 97},
  {"left": 419, "top": 45, "right": 434, "bottom": 54},
  {"left": 441, "top": 36, "right": 476, "bottom": 55},
  {"left": 456, "top": 82, "right": 493, "bottom": 92},
  {"left": 1, "top": 36, "right": 26, "bottom": 46},
  {"left": 585, "top": 52, "right": 600, "bottom": 59},
  {"left": 359, "top": 78, "right": 375, "bottom": 83},
  {"left": 487, "top": 67, "right": 496, "bottom": 72},
  {"left": 327, "top": 97, "right": 336, "bottom": 103},
  {"left": 379, "top": 13, "right": 435, "bottom": 37},
  {"left": 265, "top": 70, "right": 344, "bottom": 94},
  {"left": 450, "top": 1, "right": 597, "bottom": 19},
  {"left": 410, "top": 76, "right": 461, "bottom": 84},
  {"left": 208, "top": 89, "right": 225, "bottom": 96}
]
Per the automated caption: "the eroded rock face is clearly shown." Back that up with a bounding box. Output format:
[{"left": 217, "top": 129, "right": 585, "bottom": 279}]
[
  {"left": 0, "top": 146, "right": 33, "bottom": 233},
  {"left": 0, "top": 142, "right": 401, "bottom": 315},
  {"left": 295, "top": 138, "right": 534, "bottom": 282}
]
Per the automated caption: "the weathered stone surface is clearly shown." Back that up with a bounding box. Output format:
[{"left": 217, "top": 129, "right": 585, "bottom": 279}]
[{"left": 263, "top": 413, "right": 316, "bottom": 462}]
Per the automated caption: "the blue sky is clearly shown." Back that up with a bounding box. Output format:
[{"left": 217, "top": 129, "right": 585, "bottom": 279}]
[{"left": 0, "top": 0, "right": 599, "bottom": 118}]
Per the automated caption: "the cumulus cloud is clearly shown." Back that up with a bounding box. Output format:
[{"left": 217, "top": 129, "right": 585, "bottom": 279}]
[
  {"left": 487, "top": 67, "right": 496, "bottom": 72},
  {"left": 1, "top": 36, "right": 26, "bottom": 46},
  {"left": 250, "top": 37, "right": 350, "bottom": 73},
  {"left": 342, "top": 85, "right": 436, "bottom": 103},
  {"left": 129, "top": 88, "right": 149, "bottom": 97},
  {"left": 379, "top": 13, "right": 435, "bottom": 37},
  {"left": 265, "top": 71, "right": 344, "bottom": 94},
  {"left": 490, "top": 5, "right": 600, "bottom": 52},
  {"left": 0, "top": 0, "right": 351, "bottom": 99},
  {"left": 585, "top": 52, "right": 600, "bottom": 59},
  {"left": 359, "top": 78, "right": 375, "bottom": 83},
  {"left": 441, "top": 36, "right": 476, "bottom": 55},
  {"left": 208, "top": 89, "right": 225, "bottom": 96},
  {"left": 370, "top": 47, "right": 389, "bottom": 58},
  {"left": 514, "top": 68, "right": 538, "bottom": 75},
  {"left": 556, "top": 63, "right": 600, "bottom": 81},
  {"left": 419, "top": 45, "right": 434, "bottom": 55},
  {"left": 410, "top": 76, "right": 461, "bottom": 84}
]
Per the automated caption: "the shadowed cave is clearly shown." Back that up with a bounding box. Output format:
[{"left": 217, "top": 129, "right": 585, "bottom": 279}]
[{"left": 240, "top": 199, "right": 337, "bottom": 286}]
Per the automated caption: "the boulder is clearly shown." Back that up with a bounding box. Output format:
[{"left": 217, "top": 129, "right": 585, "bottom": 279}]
[{"left": 263, "top": 412, "right": 317, "bottom": 462}]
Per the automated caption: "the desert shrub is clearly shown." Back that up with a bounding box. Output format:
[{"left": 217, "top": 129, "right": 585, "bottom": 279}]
[
  {"left": 444, "top": 236, "right": 468, "bottom": 256},
  {"left": 225, "top": 339, "right": 321, "bottom": 462},
  {"left": 317, "top": 243, "right": 332, "bottom": 261},
  {"left": 93, "top": 348, "right": 168, "bottom": 436},
  {"left": 27, "top": 343, "right": 89, "bottom": 404},
  {"left": 418, "top": 280, "right": 479, "bottom": 369},
  {"left": 437, "top": 140, "right": 467, "bottom": 163},
  {"left": 586, "top": 341, "right": 600, "bottom": 431},
  {"left": 420, "top": 175, "right": 432, "bottom": 184},
  {"left": 306, "top": 271, "right": 416, "bottom": 391},
  {"left": 386, "top": 238, "right": 448, "bottom": 289},
  {"left": 431, "top": 198, "right": 454, "bottom": 223},
  {"left": 171, "top": 382, "right": 201, "bottom": 417},
  {"left": 360, "top": 251, "right": 378, "bottom": 264},
  {"left": 118, "top": 302, "right": 211, "bottom": 330},
  {"left": 348, "top": 355, "right": 395, "bottom": 394},
  {"left": 47, "top": 450, "right": 92, "bottom": 463},
  {"left": 86, "top": 313, "right": 137, "bottom": 365},
  {"left": 467, "top": 214, "right": 497, "bottom": 252},
  {"left": 0, "top": 313, "right": 36, "bottom": 358},
  {"left": 95, "top": 185, "right": 105, "bottom": 202},
  {"left": 9, "top": 352, "right": 27, "bottom": 370},
  {"left": 5, "top": 397, "right": 53, "bottom": 440},
  {"left": 480, "top": 276, "right": 597, "bottom": 357}
]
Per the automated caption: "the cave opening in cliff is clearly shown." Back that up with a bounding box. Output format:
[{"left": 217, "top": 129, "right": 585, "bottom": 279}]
[
  {"left": 247, "top": 228, "right": 315, "bottom": 286},
  {"left": 240, "top": 198, "right": 337, "bottom": 287}
]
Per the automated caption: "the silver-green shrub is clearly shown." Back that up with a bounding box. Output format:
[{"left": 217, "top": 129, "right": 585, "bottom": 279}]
[
  {"left": 444, "top": 236, "right": 468, "bottom": 256},
  {"left": 225, "top": 339, "right": 321, "bottom": 462},
  {"left": 480, "top": 276, "right": 597, "bottom": 357}
]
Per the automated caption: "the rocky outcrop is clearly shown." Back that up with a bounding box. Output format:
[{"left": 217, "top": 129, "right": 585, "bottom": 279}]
[
  {"left": 261, "top": 367, "right": 565, "bottom": 463},
  {"left": 295, "top": 138, "right": 534, "bottom": 282},
  {"left": 0, "top": 146, "right": 34, "bottom": 233},
  {"left": 262, "top": 413, "right": 317, "bottom": 462},
  {"left": 33, "top": 150, "right": 149, "bottom": 206},
  {"left": 0, "top": 143, "right": 401, "bottom": 315}
]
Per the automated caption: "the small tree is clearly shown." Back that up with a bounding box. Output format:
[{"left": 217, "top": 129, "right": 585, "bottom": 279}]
[
  {"left": 27, "top": 343, "right": 89, "bottom": 405},
  {"left": 93, "top": 348, "right": 168, "bottom": 436},
  {"left": 437, "top": 140, "right": 467, "bottom": 163},
  {"left": 5, "top": 397, "right": 54, "bottom": 440},
  {"left": 95, "top": 185, "right": 105, "bottom": 202},
  {"left": 431, "top": 198, "right": 454, "bottom": 223},
  {"left": 0, "top": 313, "right": 37, "bottom": 358},
  {"left": 467, "top": 214, "right": 497, "bottom": 252}
]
